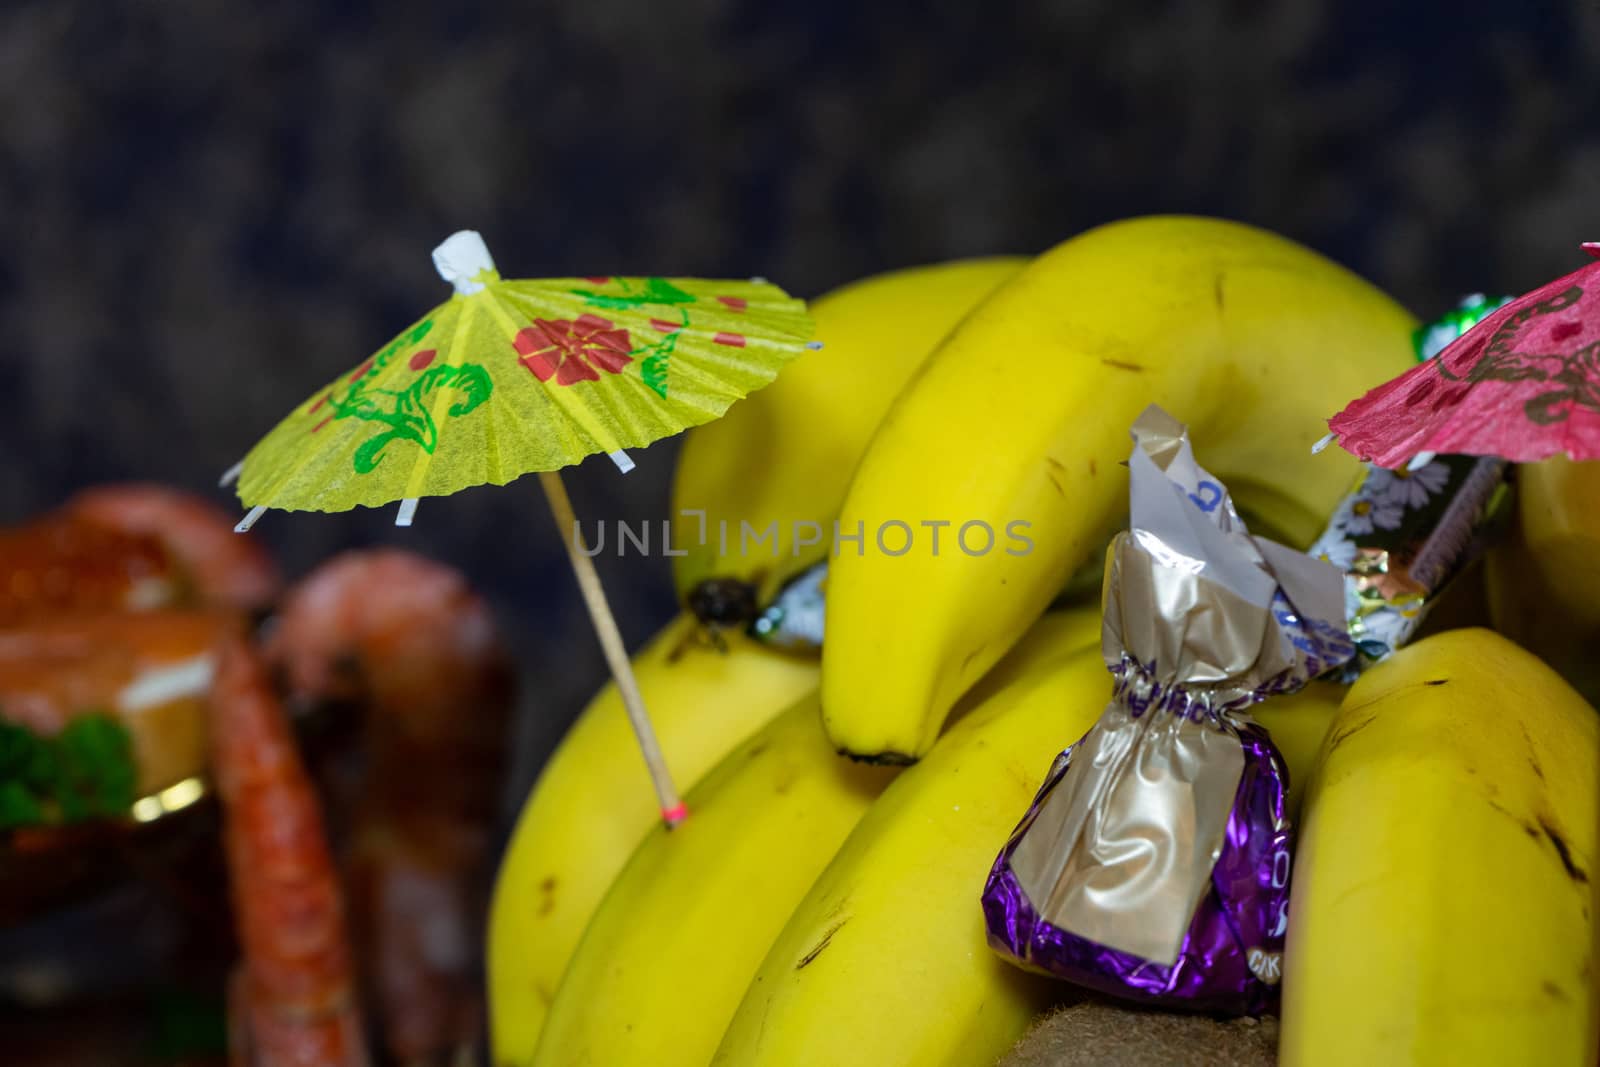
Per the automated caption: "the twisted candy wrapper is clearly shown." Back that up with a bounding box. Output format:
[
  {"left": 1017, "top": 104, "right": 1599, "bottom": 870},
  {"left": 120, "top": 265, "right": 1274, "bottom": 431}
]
[{"left": 982, "top": 406, "right": 1354, "bottom": 1013}]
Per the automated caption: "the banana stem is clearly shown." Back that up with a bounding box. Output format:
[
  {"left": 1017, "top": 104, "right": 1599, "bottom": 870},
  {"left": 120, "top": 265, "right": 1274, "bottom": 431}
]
[{"left": 538, "top": 470, "right": 686, "bottom": 826}]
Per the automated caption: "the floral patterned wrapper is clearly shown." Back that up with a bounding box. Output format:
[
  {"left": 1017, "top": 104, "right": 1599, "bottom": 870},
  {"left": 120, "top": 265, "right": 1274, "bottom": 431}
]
[
  {"left": 1308, "top": 455, "right": 1508, "bottom": 677},
  {"left": 1310, "top": 293, "right": 1515, "bottom": 678},
  {"left": 982, "top": 405, "right": 1354, "bottom": 1014}
]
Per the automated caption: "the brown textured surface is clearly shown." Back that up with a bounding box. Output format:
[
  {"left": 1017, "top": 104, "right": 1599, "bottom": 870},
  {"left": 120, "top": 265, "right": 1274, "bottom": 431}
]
[{"left": 1001, "top": 1001, "right": 1279, "bottom": 1067}]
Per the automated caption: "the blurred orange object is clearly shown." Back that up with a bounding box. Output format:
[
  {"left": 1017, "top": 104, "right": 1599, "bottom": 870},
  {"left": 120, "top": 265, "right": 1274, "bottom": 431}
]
[
  {"left": 0, "top": 514, "right": 179, "bottom": 628},
  {"left": 0, "top": 485, "right": 511, "bottom": 1065},
  {"left": 0, "top": 610, "right": 243, "bottom": 796}
]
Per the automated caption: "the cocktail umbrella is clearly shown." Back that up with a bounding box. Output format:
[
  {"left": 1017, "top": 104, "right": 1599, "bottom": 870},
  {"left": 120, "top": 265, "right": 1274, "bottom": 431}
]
[
  {"left": 226, "top": 231, "right": 816, "bottom": 824},
  {"left": 1326, "top": 243, "right": 1600, "bottom": 467}
]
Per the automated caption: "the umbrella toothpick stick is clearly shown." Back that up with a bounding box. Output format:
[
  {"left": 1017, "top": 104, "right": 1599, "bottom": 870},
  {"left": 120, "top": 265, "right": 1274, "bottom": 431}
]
[{"left": 538, "top": 469, "right": 686, "bottom": 827}]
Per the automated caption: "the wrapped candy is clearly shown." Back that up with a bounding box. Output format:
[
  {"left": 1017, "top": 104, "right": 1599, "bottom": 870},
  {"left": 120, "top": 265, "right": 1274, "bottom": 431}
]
[
  {"left": 749, "top": 561, "right": 827, "bottom": 652},
  {"left": 981, "top": 405, "right": 1354, "bottom": 1013},
  {"left": 1310, "top": 293, "right": 1515, "bottom": 675},
  {"left": 1411, "top": 292, "right": 1512, "bottom": 365},
  {"left": 1308, "top": 453, "right": 1506, "bottom": 676}
]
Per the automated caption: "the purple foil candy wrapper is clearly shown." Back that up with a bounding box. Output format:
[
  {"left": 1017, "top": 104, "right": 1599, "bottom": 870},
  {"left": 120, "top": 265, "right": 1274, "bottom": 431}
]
[
  {"left": 984, "top": 720, "right": 1293, "bottom": 1014},
  {"left": 981, "top": 405, "right": 1355, "bottom": 1014}
]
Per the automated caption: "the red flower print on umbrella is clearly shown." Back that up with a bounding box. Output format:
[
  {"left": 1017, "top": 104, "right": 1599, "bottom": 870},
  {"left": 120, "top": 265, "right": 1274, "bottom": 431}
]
[{"left": 513, "top": 313, "right": 634, "bottom": 385}]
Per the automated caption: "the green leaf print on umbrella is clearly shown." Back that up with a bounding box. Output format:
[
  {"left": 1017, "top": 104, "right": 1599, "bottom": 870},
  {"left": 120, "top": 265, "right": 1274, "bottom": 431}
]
[
  {"left": 338, "top": 362, "right": 494, "bottom": 474},
  {"left": 321, "top": 315, "right": 494, "bottom": 474},
  {"left": 637, "top": 308, "right": 691, "bottom": 400},
  {"left": 574, "top": 276, "right": 697, "bottom": 311}
]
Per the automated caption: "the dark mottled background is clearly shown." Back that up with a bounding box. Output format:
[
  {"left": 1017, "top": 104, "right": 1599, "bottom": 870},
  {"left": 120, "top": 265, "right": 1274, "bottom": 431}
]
[{"left": 3, "top": 0, "right": 1599, "bottom": 820}]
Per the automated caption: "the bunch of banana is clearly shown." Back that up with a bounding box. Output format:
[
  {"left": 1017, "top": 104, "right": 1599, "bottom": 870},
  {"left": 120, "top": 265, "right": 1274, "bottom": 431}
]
[
  {"left": 487, "top": 613, "right": 818, "bottom": 1063},
  {"left": 493, "top": 215, "right": 1600, "bottom": 1067},
  {"left": 713, "top": 649, "right": 1344, "bottom": 1067},
  {"left": 491, "top": 258, "right": 1027, "bottom": 1063},
  {"left": 713, "top": 645, "right": 1106, "bottom": 1067},
  {"left": 530, "top": 692, "right": 899, "bottom": 1066},
  {"left": 1281, "top": 628, "right": 1598, "bottom": 1064},
  {"left": 531, "top": 607, "right": 1104, "bottom": 1067},
  {"left": 822, "top": 215, "right": 1418, "bottom": 762},
  {"left": 1487, "top": 454, "right": 1600, "bottom": 706},
  {"left": 670, "top": 256, "right": 1026, "bottom": 627}
]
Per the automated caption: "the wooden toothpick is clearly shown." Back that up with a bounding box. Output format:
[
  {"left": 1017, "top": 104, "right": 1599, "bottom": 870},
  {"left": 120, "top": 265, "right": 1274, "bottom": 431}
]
[{"left": 538, "top": 470, "right": 686, "bottom": 826}]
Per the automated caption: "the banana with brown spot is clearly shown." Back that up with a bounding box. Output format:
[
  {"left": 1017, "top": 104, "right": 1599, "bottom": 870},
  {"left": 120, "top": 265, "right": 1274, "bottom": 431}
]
[{"left": 1281, "top": 628, "right": 1598, "bottom": 1065}]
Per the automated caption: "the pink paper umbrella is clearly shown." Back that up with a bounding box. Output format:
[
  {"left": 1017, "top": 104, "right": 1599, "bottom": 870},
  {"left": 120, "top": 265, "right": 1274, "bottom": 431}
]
[{"left": 1328, "top": 244, "right": 1600, "bottom": 467}]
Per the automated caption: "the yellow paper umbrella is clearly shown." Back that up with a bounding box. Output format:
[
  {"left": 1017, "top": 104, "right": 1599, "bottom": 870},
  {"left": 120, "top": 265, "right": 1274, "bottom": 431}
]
[{"left": 226, "top": 231, "right": 817, "bottom": 824}]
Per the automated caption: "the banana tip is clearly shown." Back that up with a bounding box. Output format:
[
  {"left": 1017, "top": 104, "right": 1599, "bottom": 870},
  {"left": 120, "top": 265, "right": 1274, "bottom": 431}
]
[{"left": 836, "top": 747, "right": 919, "bottom": 767}]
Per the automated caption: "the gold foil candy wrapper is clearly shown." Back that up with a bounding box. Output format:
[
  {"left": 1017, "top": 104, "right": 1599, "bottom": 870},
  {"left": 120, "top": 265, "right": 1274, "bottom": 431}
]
[
  {"left": 985, "top": 406, "right": 1353, "bottom": 1009},
  {"left": 1098, "top": 407, "right": 1355, "bottom": 706},
  {"left": 1005, "top": 687, "right": 1251, "bottom": 967}
]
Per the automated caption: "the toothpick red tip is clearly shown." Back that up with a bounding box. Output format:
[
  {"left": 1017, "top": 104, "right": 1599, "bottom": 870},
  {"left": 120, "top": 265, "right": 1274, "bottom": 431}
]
[{"left": 662, "top": 802, "right": 689, "bottom": 827}]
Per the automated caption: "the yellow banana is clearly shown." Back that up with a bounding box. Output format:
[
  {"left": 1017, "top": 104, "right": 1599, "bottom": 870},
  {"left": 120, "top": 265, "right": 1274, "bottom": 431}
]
[
  {"left": 822, "top": 216, "right": 1417, "bottom": 761},
  {"left": 532, "top": 605, "right": 1102, "bottom": 1066},
  {"left": 1486, "top": 455, "right": 1600, "bottom": 705},
  {"left": 1280, "top": 628, "right": 1598, "bottom": 1065},
  {"left": 530, "top": 692, "right": 901, "bottom": 1067},
  {"left": 487, "top": 613, "right": 819, "bottom": 1064},
  {"left": 1254, "top": 681, "right": 1345, "bottom": 822},
  {"left": 714, "top": 636, "right": 1342, "bottom": 1066},
  {"left": 713, "top": 647, "right": 1104, "bottom": 1067},
  {"left": 670, "top": 257, "right": 1026, "bottom": 612},
  {"left": 954, "top": 601, "right": 1104, "bottom": 711}
]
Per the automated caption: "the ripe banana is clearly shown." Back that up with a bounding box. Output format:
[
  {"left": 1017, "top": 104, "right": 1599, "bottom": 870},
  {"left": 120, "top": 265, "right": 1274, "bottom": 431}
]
[
  {"left": 1486, "top": 455, "right": 1600, "bottom": 705},
  {"left": 714, "top": 633, "right": 1342, "bottom": 1066},
  {"left": 530, "top": 691, "right": 901, "bottom": 1067},
  {"left": 670, "top": 257, "right": 1026, "bottom": 612},
  {"left": 1254, "top": 680, "right": 1346, "bottom": 823},
  {"left": 1280, "top": 628, "right": 1598, "bottom": 1065},
  {"left": 530, "top": 604, "right": 1103, "bottom": 1067},
  {"left": 954, "top": 602, "right": 1105, "bottom": 712},
  {"left": 487, "top": 613, "right": 819, "bottom": 1064},
  {"left": 822, "top": 216, "right": 1417, "bottom": 761}
]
